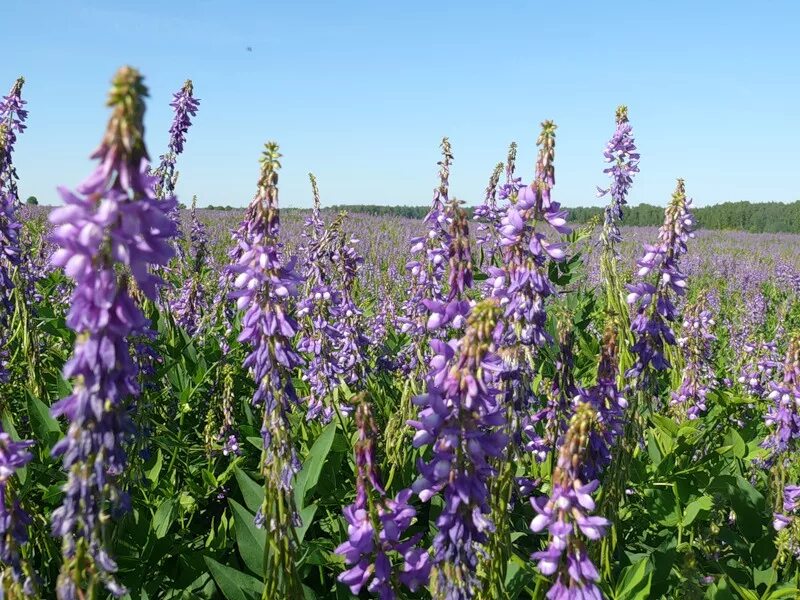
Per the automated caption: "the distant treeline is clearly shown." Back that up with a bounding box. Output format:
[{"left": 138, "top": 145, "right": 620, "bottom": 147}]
[{"left": 325, "top": 201, "right": 800, "bottom": 233}]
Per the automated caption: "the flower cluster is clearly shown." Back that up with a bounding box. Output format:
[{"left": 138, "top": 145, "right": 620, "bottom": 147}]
[
  {"left": 227, "top": 142, "right": 304, "bottom": 596},
  {"left": 298, "top": 211, "right": 368, "bottom": 421},
  {"left": 0, "top": 77, "right": 28, "bottom": 382},
  {"left": 0, "top": 427, "right": 35, "bottom": 597},
  {"left": 409, "top": 299, "right": 508, "bottom": 598},
  {"left": 738, "top": 340, "right": 781, "bottom": 399},
  {"left": 423, "top": 202, "right": 472, "bottom": 332},
  {"left": 762, "top": 335, "right": 800, "bottom": 465},
  {"left": 336, "top": 395, "right": 430, "bottom": 598},
  {"left": 626, "top": 179, "right": 694, "bottom": 378},
  {"left": 488, "top": 121, "right": 570, "bottom": 350},
  {"left": 172, "top": 196, "right": 210, "bottom": 335},
  {"left": 473, "top": 161, "right": 504, "bottom": 263},
  {"left": 397, "top": 138, "right": 453, "bottom": 372},
  {"left": 152, "top": 80, "right": 200, "bottom": 259},
  {"left": 530, "top": 402, "right": 608, "bottom": 599},
  {"left": 598, "top": 106, "right": 639, "bottom": 249},
  {"left": 670, "top": 300, "right": 717, "bottom": 420},
  {"left": 48, "top": 66, "right": 177, "bottom": 598}
]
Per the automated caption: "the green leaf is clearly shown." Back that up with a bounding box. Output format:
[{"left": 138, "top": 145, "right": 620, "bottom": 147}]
[
  {"left": 152, "top": 498, "right": 176, "bottom": 539},
  {"left": 682, "top": 495, "right": 713, "bottom": 527},
  {"left": 295, "top": 422, "right": 336, "bottom": 508},
  {"left": 296, "top": 504, "right": 318, "bottom": 544},
  {"left": 25, "top": 390, "right": 61, "bottom": 446},
  {"left": 234, "top": 468, "right": 265, "bottom": 514},
  {"left": 614, "top": 557, "right": 652, "bottom": 600},
  {"left": 650, "top": 414, "right": 679, "bottom": 437},
  {"left": 203, "top": 556, "right": 262, "bottom": 600},
  {"left": 723, "top": 428, "right": 746, "bottom": 458},
  {"left": 145, "top": 449, "right": 163, "bottom": 484},
  {"left": 229, "top": 499, "right": 266, "bottom": 576}
]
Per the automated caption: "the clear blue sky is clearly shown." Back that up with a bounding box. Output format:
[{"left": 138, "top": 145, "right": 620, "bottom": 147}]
[{"left": 4, "top": 0, "right": 799, "bottom": 208}]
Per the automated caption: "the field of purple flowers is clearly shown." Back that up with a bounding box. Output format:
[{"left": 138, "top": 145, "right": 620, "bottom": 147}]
[{"left": 3, "top": 68, "right": 800, "bottom": 599}]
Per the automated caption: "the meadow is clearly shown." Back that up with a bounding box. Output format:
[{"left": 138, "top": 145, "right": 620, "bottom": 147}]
[{"left": 2, "top": 67, "right": 800, "bottom": 600}]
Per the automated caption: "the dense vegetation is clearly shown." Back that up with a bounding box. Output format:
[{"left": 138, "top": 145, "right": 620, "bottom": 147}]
[{"left": 3, "top": 68, "right": 800, "bottom": 600}]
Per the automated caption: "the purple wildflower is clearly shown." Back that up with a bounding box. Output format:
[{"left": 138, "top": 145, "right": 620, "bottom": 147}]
[
  {"left": 626, "top": 179, "right": 694, "bottom": 378},
  {"left": 762, "top": 335, "right": 800, "bottom": 465},
  {"left": 488, "top": 121, "right": 570, "bottom": 350},
  {"left": 423, "top": 203, "right": 472, "bottom": 332},
  {"left": 336, "top": 395, "right": 430, "bottom": 598},
  {"left": 598, "top": 106, "right": 639, "bottom": 249},
  {"left": 48, "top": 66, "right": 177, "bottom": 598},
  {"left": 738, "top": 340, "right": 781, "bottom": 399},
  {"left": 408, "top": 299, "right": 508, "bottom": 598},
  {"left": 670, "top": 300, "right": 716, "bottom": 420},
  {"left": 152, "top": 80, "right": 200, "bottom": 260},
  {"left": 227, "top": 142, "right": 304, "bottom": 596},
  {"left": 473, "top": 161, "right": 505, "bottom": 264},
  {"left": 0, "top": 77, "right": 28, "bottom": 380},
  {"left": 397, "top": 138, "right": 453, "bottom": 373},
  {"left": 172, "top": 196, "right": 209, "bottom": 336},
  {"left": 530, "top": 402, "right": 608, "bottom": 599},
  {"left": 0, "top": 427, "right": 35, "bottom": 596}
]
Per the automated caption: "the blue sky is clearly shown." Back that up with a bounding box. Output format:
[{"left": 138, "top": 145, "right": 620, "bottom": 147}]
[{"left": 4, "top": 1, "right": 799, "bottom": 208}]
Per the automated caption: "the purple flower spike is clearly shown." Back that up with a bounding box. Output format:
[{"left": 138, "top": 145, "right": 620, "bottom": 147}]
[
  {"left": 598, "top": 106, "right": 639, "bottom": 249},
  {"left": 227, "top": 141, "right": 305, "bottom": 596},
  {"left": 488, "top": 121, "right": 570, "bottom": 351},
  {"left": 409, "top": 299, "right": 507, "bottom": 598},
  {"left": 152, "top": 79, "right": 200, "bottom": 260},
  {"left": 397, "top": 138, "right": 453, "bottom": 373},
  {"left": 670, "top": 299, "right": 717, "bottom": 420},
  {"left": 48, "top": 66, "right": 177, "bottom": 599},
  {"left": 530, "top": 403, "right": 608, "bottom": 599},
  {"left": 335, "top": 396, "right": 430, "bottom": 598},
  {"left": 761, "top": 336, "right": 800, "bottom": 465},
  {"left": 627, "top": 179, "right": 694, "bottom": 379},
  {"left": 0, "top": 427, "right": 36, "bottom": 595},
  {"left": 0, "top": 77, "right": 28, "bottom": 382}
]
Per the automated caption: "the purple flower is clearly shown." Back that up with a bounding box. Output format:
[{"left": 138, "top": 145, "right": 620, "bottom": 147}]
[
  {"left": 0, "top": 77, "right": 28, "bottom": 382},
  {"left": 396, "top": 138, "right": 453, "bottom": 373},
  {"left": 227, "top": 142, "right": 305, "bottom": 596},
  {"left": 670, "top": 300, "right": 717, "bottom": 420},
  {"left": 473, "top": 161, "right": 505, "bottom": 263},
  {"left": 0, "top": 427, "right": 35, "bottom": 595},
  {"left": 488, "top": 121, "right": 570, "bottom": 350},
  {"left": 298, "top": 210, "right": 368, "bottom": 421},
  {"left": 152, "top": 79, "right": 200, "bottom": 260},
  {"left": 336, "top": 397, "right": 430, "bottom": 598},
  {"left": 48, "top": 66, "right": 177, "bottom": 599},
  {"left": 598, "top": 106, "right": 639, "bottom": 249},
  {"left": 530, "top": 403, "right": 608, "bottom": 598},
  {"left": 408, "top": 300, "right": 507, "bottom": 598},
  {"left": 761, "top": 335, "right": 800, "bottom": 465},
  {"left": 172, "top": 196, "right": 210, "bottom": 336},
  {"left": 627, "top": 179, "right": 694, "bottom": 378}
]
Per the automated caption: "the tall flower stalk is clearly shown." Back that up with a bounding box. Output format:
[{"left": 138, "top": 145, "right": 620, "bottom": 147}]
[
  {"left": 227, "top": 142, "right": 304, "bottom": 598},
  {"left": 172, "top": 196, "right": 210, "bottom": 336},
  {"left": 670, "top": 299, "right": 717, "bottom": 421},
  {"left": 152, "top": 79, "right": 200, "bottom": 260},
  {"left": 397, "top": 138, "right": 453, "bottom": 373},
  {"left": 0, "top": 77, "right": 28, "bottom": 384},
  {"left": 408, "top": 299, "right": 508, "bottom": 599},
  {"left": 626, "top": 179, "right": 694, "bottom": 381},
  {"left": 530, "top": 402, "right": 608, "bottom": 599},
  {"left": 597, "top": 106, "right": 639, "bottom": 355},
  {"left": 335, "top": 393, "right": 431, "bottom": 598},
  {"left": 48, "top": 66, "right": 177, "bottom": 598},
  {"left": 0, "top": 427, "right": 35, "bottom": 597}
]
